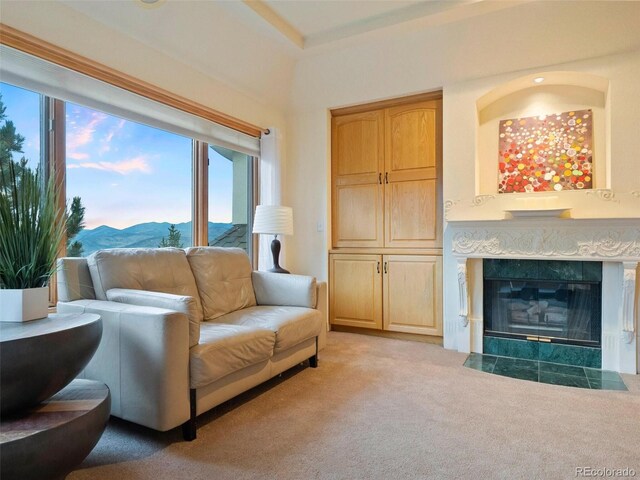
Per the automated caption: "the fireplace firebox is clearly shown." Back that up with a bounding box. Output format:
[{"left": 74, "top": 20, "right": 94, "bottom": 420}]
[{"left": 483, "top": 259, "right": 602, "bottom": 348}]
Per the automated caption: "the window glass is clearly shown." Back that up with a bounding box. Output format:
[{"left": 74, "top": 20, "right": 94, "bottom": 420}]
[
  {"left": 65, "top": 102, "right": 193, "bottom": 256},
  {"left": 208, "top": 146, "right": 252, "bottom": 254},
  {"left": 0, "top": 82, "right": 42, "bottom": 172}
]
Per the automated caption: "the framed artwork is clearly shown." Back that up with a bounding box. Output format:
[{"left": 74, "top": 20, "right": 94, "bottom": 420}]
[{"left": 498, "top": 109, "right": 593, "bottom": 193}]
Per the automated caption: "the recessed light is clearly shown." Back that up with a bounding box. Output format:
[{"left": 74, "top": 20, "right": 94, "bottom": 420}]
[
  {"left": 533, "top": 77, "right": 545, "bottom": 84},
  {"left": 140, "top": 0, "right": 159, "bottom": 3}
]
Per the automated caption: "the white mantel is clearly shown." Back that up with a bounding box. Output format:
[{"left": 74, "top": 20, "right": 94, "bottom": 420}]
[{"left": 446, "top": 216, "right": 640, "bottom": 374}]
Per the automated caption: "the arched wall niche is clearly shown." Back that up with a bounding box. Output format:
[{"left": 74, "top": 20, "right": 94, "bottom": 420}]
[{"left": 475, "top": 71, "right": 610, "bottom": 196}]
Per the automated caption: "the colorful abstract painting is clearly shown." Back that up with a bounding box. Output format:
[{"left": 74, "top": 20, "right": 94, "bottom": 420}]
[{"left": 498, "top": 109, "right": 593, "bottom": 193}]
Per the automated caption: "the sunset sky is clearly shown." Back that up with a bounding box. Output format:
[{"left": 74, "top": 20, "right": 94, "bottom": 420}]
[{"left": 1, "top": 82, "right": 234, "bottom": 229}]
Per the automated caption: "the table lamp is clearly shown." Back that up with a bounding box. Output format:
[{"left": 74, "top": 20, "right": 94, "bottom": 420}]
[{"left": 252, "top": 205, "right": 293, "bottom": 274}]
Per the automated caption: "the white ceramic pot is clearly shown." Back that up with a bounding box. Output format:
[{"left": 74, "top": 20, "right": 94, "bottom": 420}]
[{"left": 0, "top": 287, "right": 49, "bottom": 322}]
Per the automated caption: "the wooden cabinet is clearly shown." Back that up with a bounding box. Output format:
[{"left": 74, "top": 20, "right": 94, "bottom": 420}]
[
  {"left": 329, "top": 254, "right": 382, "bottom": 329},
  {"left": 330, "top": 253, "right": 442, "bottom": 335},
  {"left": 330, "top": 94, "right": 443, "bottom": 337},
  {"left": 332, "top": 100, "right": 441, "bottom": 250},
  {"left": 384, "top": 102, "right": 441, "bottom": 248},
  {"left": 382, "top": 255, "right": 442, "bottom": 336},
  {"left": 332, "top": 111, "right": 384, "bottom": 248}
]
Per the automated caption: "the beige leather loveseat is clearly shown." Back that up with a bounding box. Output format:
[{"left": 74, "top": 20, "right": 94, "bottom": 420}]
[{"left": 56, "top": 247, "right": 325, "bottom": 440}]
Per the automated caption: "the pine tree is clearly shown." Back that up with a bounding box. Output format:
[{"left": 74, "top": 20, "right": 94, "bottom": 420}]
[
  {"left": 65, "top": 196, "right": 85, "bottom": 257},
  {"left": 0, "top": 94, "right": 28, "bottom": 191},
  {"left": 158, "top": 224, "right": 184, "bottom": 248}
]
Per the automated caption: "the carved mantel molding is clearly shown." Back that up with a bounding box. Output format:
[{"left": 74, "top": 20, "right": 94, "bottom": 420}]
[{"left": 450, "top": 219, "right": 640, "bottom": 262}]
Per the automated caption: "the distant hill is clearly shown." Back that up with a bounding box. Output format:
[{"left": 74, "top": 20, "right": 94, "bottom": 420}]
[{"left": 73, "top": 221, "right": 233, "bottom": 256}]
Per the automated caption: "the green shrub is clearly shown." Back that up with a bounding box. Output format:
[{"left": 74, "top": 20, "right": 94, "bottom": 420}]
[{"left": 0, "top": 162, "right": 65, "bottom": 289}]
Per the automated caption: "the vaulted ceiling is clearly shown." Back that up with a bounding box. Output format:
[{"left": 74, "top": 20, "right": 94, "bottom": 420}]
[
  {"left": 59, "top": 0, "right": 526, "bottom": 57},
  {"left": 48, "top": 0, "right": 527, "bottom": 109}
]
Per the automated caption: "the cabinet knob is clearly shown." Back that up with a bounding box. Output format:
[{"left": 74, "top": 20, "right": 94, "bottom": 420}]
[
  {"left": 377, "top": 261, "right": 380, "bottom": 274},
  {"left": 385, "top": 172, "right": 389, "bottom": 184},
  {"left": 378, "top": 173, "right": 382, "bottom": 185},
  {"left": 384, "top": 262, "right": 388, "bottom": 274}
]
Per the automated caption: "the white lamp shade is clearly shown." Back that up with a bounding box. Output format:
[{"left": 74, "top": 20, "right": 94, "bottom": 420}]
[{"left": 252, "top": 205, "right": 293, "bottom": 235}]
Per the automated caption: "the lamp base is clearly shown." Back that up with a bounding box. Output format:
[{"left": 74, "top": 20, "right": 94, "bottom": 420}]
[
  {"left": 269, "top": 237, "right": 290, "bottom": 274},
  {"left": 268, "top": 266, "right": 290, "bottom": 274}
]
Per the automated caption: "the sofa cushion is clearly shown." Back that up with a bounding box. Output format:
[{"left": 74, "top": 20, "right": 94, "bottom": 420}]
[
  {"left": 87, "top": 248, "right": 203, "bottom": 326},
  {"left": 106, "top": 288, "right": 201, "bottom": 348},
  {"left": 216, "top": 306, "right": 322, "bottom": 353},
  {"left": 252, "top": 271, "right": 317, "bottom": 308},
  {"left": 190, "top": 322, "right": 275, "bottom": 389},
  {"left": 186, "top": 247, "right": 257, "bottom": 321}
]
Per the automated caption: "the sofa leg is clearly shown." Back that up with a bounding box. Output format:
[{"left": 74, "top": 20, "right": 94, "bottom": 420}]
[
  {"left": 182, "top": 389, "right": 197, "bottom": 441},
  {"left": 309, "top": 336, "right": 319, "bottom": 368},
  {"left": 309, "top": 354, "right": 318, "bottom": 368}
]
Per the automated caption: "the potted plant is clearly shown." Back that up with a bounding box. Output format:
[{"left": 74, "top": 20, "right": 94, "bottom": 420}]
[{"left": 0, "top": 161, "right": 65, "bottom": 322}]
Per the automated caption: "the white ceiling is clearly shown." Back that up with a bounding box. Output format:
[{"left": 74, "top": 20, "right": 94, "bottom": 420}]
[
  {"left": 60, "top": 0, "right": 521, "bottom": 55},
  {"left": 254, "top": 0, "right": 486, "bottom": 48},
  {"left": 45, "top": 0, "right": 533, "bottom": 109}
]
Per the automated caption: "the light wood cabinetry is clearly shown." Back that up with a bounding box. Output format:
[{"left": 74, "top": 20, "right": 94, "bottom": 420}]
[
  {"left": 383, "top": 255, "right": 442, "bottom": 336},
  {"left": 330, "top": 253, "right": 442, "bottom": 335},
  {"left": 331, "top": 100, "right": 441, "bottom": 249},
  {"left": 330, "top": 94, "right": 443, "bottom": 337},
  {"left": 384, "top": 102, "right": 441, "bottom": 248},
  {"left": 329, "top": 254, "right": 382, "bottom": 329},
  {"left": 332, "top": 111, "right": 384, "bottom": 248}
]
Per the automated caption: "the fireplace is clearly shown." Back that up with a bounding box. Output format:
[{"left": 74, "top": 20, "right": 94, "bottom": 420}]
[
  {"left": 448, "top": 218, "right": 639, "bottom": 374},
  {"left": 483, "top": 259, "right": 602, "bottom": 347}
]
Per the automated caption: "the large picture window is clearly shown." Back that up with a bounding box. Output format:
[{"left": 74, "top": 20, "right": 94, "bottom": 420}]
[
  {"left": 65, "top": 102, "right": 193, "bottom": 256},
  {"left": 1, "top": 80, "right": 257, "bottom": 263}
]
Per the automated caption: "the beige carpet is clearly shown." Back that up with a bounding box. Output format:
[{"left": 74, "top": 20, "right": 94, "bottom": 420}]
[{"left": 69, "top": 332, "right": 640, "bottom": 480}]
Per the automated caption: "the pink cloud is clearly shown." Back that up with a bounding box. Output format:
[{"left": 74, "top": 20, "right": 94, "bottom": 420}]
[
  {"left": 67, "top": 152, "right": 90, "bottom": 161},
  {"left": 67, "top": 112, "right": 107, "bottom": 151},
  {"left": 67, "top": 156, "right": 152, "bottom": 175},
  {"left": 100, "top": 119, "right": 127, "bottom": 154}
]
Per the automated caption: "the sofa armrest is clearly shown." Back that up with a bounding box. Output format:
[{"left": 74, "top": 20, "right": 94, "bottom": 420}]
[
  {"left": 57, "top": 299, "right": 190, "bottom": 432},
  {"left": 57, "top": 257, "right": 95, "bottom": 302},
  {"left": 251, "top": 271, "right": 317, "bottom": 308},
  {"left": 107, "top": 288, "right": 200, "bottom": 347}
]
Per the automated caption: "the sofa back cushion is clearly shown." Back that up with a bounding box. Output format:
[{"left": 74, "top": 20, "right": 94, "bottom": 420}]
[
  {"left": 186, "top": 247, "right": 256, "bottom": 321},
  {"left": 87, "top": 248, "right": 203, "bottom": 322}
]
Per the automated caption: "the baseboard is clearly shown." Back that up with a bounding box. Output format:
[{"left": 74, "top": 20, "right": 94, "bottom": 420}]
[{"left": 330, "top": 325, "right": 443, "bottom": 346}]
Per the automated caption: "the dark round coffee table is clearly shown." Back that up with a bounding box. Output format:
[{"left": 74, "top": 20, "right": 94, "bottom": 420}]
[
  {"left": 0, "top": 313, "right": 103, "bottom": 415},
  {"left": 0, "top": 379, "right": 110, "bottom": 480}
]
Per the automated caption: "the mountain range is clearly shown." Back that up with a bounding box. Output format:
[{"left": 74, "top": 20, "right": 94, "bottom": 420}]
[{"left": 73, "top": 221, "right": 233, "bottom": 256}]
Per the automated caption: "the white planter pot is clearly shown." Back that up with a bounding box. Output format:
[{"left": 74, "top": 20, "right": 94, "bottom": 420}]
[{"left": 0, "top": 287, "right": 49, "bottom": 322}]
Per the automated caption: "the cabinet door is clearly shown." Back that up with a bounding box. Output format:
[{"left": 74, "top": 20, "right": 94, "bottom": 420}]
[
  {"left": 383, "top": 255, "right": 442, "bottom": 336},
  {"left": 332, "top": 111, "right": 384, "bottom": 248},
  {"left": 384, "top": 100, "right": 441, "bottom": 248},
  {"left": 330, "top": 254, "right": 383, "bottom": 329}
]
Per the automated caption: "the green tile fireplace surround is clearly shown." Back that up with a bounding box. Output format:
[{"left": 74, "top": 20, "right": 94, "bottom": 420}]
[{"left": 483, "top": 336, "right": 601, "bottom": 368}]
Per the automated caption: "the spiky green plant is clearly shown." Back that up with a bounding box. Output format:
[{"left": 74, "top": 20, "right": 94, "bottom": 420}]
[{"left": 0, "top": 161, "right": 65, "bottom": 289}]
